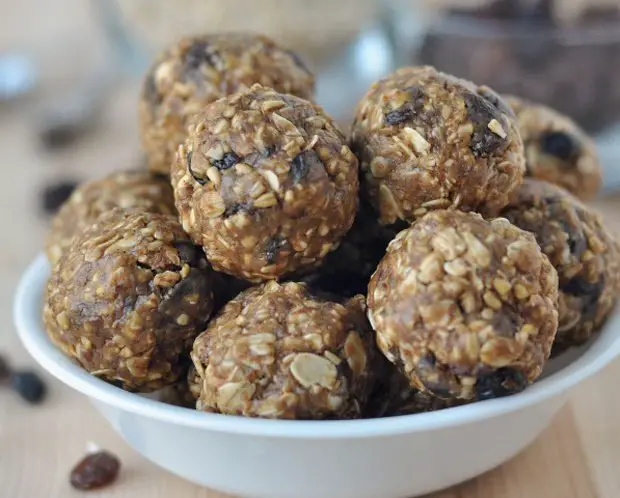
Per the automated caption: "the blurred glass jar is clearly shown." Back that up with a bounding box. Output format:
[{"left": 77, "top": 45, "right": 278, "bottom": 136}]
[
  {"left": 100, "top": 0, "right": 376, "bottom": 71},
  {"left": 385, "top": 0, "right": 620, "bottom": 133},
  {"left": 95, "top": 0, "right": 392, "bottom": 122},
  {"left": 381, "top": 0, "right": 620, "bottom": 190}
]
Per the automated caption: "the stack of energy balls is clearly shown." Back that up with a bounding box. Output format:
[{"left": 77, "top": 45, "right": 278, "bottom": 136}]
[{"left": 42, "top": 33, "right": 619, "bottom": 419}]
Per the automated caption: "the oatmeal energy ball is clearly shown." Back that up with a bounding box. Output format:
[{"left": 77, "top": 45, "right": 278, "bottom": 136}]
[
  {"left": 501, "top": 179, "right": 619, "bottom": 353},
  {"left": 192, "top": 282, "right": 379, "bottom": 419},
  {"left": 45, "top": 170, "right": 176, "bottom": 265},
  {"left": 368, "top": 210, "right": 559, "bottom": 401},
  {"left": 505, "top": 95, "right": 602, "bottom": 200},
  {"left": 140, "top": 33, "right": 315, "bottom": 175},
  {"left": 172, "top": 84, "right": 359, "bottom": 281},
  {"left": 351, "top": 66, "right": 525, "bottom": 225},
  {"left": 44, "top": 209, "right": 215, "bottom": 392}
]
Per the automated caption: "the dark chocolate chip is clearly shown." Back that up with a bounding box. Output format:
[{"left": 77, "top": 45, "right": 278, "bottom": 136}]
[
  {"left": 40, "top": 181, "right": 78, "bottom": 215},
  {"left": 173, "top": 240, "right": 205, "bottom": 267},
  {"left": 540, "top": 131, "right": 579, "bottom": 161},
  {"left": 187, "top": 151, "right": 206, "bottom": 185},
  {"left": 264, "top": 237, "right": 286, "bottom": 264},
  {"left": 183, "top": 41, "right": 219, "bottom": 72},
  {"left": 475, "top": 367, "right": 526, "bottom": 400},
  {"left": 464, "top": 93, "right": 508, "bottom": 157},
  {"left": 291, "top": 149, "right": 322, "bottom": 184},
  {"left": 70, "top": 451, "right": 121, "bottom": 490},
  {"left": 212, "top": 152, "right": 240, "bottom": 171},
  {"left": 10, "top": 371, "right": 46, "bottom": 404}
]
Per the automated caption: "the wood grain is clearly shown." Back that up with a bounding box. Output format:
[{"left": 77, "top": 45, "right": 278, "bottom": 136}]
[{"left": 2, "top": 1, "right": 620, "bottom": 497}]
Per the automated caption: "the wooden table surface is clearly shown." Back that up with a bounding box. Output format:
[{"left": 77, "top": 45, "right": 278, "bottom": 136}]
[{"left": 3, "top": 1, "right": 620, "bottom": 497}]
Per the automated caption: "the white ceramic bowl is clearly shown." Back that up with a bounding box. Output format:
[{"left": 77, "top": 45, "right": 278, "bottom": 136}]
[{"left": 14, "top": 254, "right": 620, "bottom": 498}]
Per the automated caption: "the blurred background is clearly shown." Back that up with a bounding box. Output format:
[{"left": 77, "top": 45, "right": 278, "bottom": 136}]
[{"left": 3, "top": 0, "right": 620, "bottom": 496}]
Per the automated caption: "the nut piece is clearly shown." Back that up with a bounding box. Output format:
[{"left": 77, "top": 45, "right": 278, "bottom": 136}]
[
  {"left": 501, "top": 179, "right": 619, "bottom": 354},
  {"left": 505, "top": 95, "right": 602, "bottom": 200},
  {"left": 139, "top": 33, "right": 315, "bottom": 175},
  {"left": 368, "top": 210, "right": 559, "bottom": 401},
  {"left": 45, "top": 170, "right": 176, "bottom": 266},
  {"left": 351, "top": 66, "right": 525, "bottom": 225},
  {"left": 43, "top": 209, "right": 215, "bottom": 392},
  {"left": 192, "top": 282, "right": 380, "bottom": 419},
  {"left": 171, "top": 84, "right": 359, "bottom": 282}
]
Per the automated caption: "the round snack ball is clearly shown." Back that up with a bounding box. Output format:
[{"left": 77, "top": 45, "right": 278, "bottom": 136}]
[
  {"left": 43, "top": 209, "right": 215, "bottom": 392},
  {"left": 303, "top": 202, "right": 402, "bottom": 297},
  {"left": 501, "top": 179, "right": 619, "bottom": 354},
  {"left": 351, "top": 66, "right": 525, "bottom": 225},
  {"left": 191, "top": 282, "right": 379, "bottom": 419},
  {"left": 140, "top": 33, "right": 315, "bottom": 175},
  {"left": 45, "top": 170, "right": 176, "bottom": 266},
  {"left": 368, "top": 210, "right": 559, "bottom": 401},
  {"left": 504, "top": 95, "right": 602, "bottom": 200},
  {"left": 172, "top": 84, "right": 359, "bottom": 282}
]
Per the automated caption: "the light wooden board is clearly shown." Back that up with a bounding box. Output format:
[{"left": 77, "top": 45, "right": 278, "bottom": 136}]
[{"left": 2, "top": 1, "right": 620, "bottom": 496}]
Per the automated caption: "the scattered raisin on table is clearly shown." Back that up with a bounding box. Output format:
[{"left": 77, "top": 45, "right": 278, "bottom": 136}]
[
  {"left": 10, "top": 371, "right": 46, "bottom": 404},
  {"left": 70, "top": 451, "right": 121, "bottom": 490},
  {"left": 40, "top": 180, "right": 79, "bottom": 215},
  {"left": 0, "top": 354, "right": 10, "bottom": 381}
]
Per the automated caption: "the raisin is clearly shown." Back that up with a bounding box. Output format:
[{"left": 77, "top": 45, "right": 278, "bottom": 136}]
[
  {"left": 70, "top": 451, "right": 120, "bottom": 490},
  {"left": 224, "top": 202, "right": 252, "bottom": 218},
  {"left": 212, "top": 152, "right": 240, "bottom": 171},
  {"left": 158, "top": 268, "right": 212, "bottom": 320},
  {"left": 291, "top": 149, "right": 321, "bottom": 183},
  {"left": 491, "top": 311, "right": 520, "bottom": 337},
  {"left": 264, "top": 237, "right": 286, "bottom": 264},
  {"left": 558, "top": 218, "right": 587, "bottom": 257},
  {"left": 464, "top": 93, "right": 508, "bottom": 157},
  {"left": 40, "top": 180, "right": 78, "bottom": 215},
  {"left": 385, "top": 105, "right": 416, "bottom": 126},
  {"left": 561, "top": 275, "right": 603, "bottom": 297},
  {"left": 540, "top": 131, "right": 579, "bottom": 161},
  {"left": 0, "top": 354, "right": 10, "bottom": 380},
  {"left": 384, "top": 86, "right": 425, "bottom": 126},
  {"left": 187, "top": 151, "right": 206, "bottom": 185},
  {"left": 183, "top": 41, "right": 219, "bottom": 72},
  {"left": 561, "top": 276, "right": 604, "bottom": 321},
  {"left": 475, "top": 367, "right": 526, "bottom": 400},
  {"left": 173, "top": 240, "right": 205, "bottom": 267},
  {"left": 10, "top": 371, "right": 46, "bottom": 404},
  {"left": 477, "top": 86, "right": 514, "bottom": 117}
]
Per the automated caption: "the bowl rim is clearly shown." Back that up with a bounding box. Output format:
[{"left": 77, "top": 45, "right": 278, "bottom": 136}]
[{"left": 15, "top": 253, "right": 620, "bottom": 439}]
